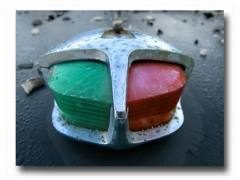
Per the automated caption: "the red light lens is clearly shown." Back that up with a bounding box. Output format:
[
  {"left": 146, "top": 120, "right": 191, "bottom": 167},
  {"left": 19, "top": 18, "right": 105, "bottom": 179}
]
[{"left": 127, "top": 61, "right": 186, "bottom": 131}]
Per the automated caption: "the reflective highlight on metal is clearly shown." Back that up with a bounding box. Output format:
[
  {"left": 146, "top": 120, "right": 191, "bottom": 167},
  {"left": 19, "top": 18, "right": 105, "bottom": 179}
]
[{"left": 39, "top": 28, "right": 194, "bottom": 149}]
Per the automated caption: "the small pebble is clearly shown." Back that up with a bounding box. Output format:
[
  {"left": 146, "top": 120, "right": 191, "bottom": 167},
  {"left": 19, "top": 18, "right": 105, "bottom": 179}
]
[
  {"left": 112, "top": 19, "right": 124, "bottom": 28},
  {"left": 220, "top": 39, "right": 224, "bottom": 44},
  {"left": 17, "top": 62, "right": 33, "bottom": 69},
  {"left": 213, "top": 28, "right": 221, "bottom": 34},
  {"left": 21, "top": 77, "right": 44, "bottom": 95},
  {"left": 143, "top": 15, "right": 155, "bottom": 26},
  {"left": 194, "top": 39, "right": 199, "bottom": 45},
  {"left": 132, "top": 11, "right": 140, "bottom": 13},
  {"left": 90, "top": 16, "right": 104, "bottom": 22},
  {"left": 144, "top": 15, "right": 155, "bottom": 22},
  {"left": 182, "top": 19, "right": 187, "bottom": 23},
  {"left": 31, "top": 28, "right": 40, "bottom": 35},
  {"left": 157, "top": 29, "right": 163, "bottom": 36},
  {"left": 32, "top": 19, "right": 42, "bottom": 27},
  {"left": 200, "top": 48, "right": 208, "bottom": 57},
  {"left": 47, "top": 14, "right": 55, "bottom": 21},
  {"left": 147, "top": 21, "right": 154, "bottom": 26},
  {"left": 203, "top": 12, "right": 214, "bottom": 19},
  {"left": 62, "top": 16, "right": 71, "bottom": 21},
  {"left": 55, "top": 11, "right": 66, "bottom": 17}
]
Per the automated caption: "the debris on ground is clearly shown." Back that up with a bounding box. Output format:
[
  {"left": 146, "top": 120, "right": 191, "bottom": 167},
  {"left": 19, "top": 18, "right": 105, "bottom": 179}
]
[
  {"left": 182, "top": 19, "right": 187, "bottom": 23},
  {"left": 21, "top": 77, "right": 44, "bottom": 95},
  {"left": 31, "top": 27, "right": 40, "bottom": 35},
  {"left": 17, "top": 62, "right": 33, "bottom": 69},
  {"left": 157, "top": 29, "right": 163, "bottom": 36},
  {"left": 194, "top": 39, "right": 199, "bottom": 45},
  {"left": 213, "top": 28, "right": 224, "bottom": 39},
  {"left": 147, "top": 21, "right": 154, "bottom": 26},
  {"left": 112, "top": 19, "right": 124, "bottom": 31},
  {"left": 213, "top": 28, "right": 221, "bottom": 34},
  {"left": 201, "top": 22, "right": 204, "bottom": 26},
  {"left": 143, "top": 15, "right": 155, "bottom": 26},
  {"left": 90, "top": 16, "right": 104, "bottom": 22},
  {"left": 143, "top": 15, "right": 155, "bottom": 22},
  {"left": 132, "top": 11, "right": 139, "bottom": 13},
  {"left": 47, "top": 14, "right": 55, "bottom": 22},
  {"left": 200, "top": 48, "right": 208, "bottom": 57},
  {"left": 203, "top": 12, "right": 214, "bottom": 19},
  {"left": 54, "top": 11, "right": 66, "bottom": 17},
  {"left": 213, "top": 28, "right": 224, "bottom": 35},
  {"left": 62, "top": 16, "right": 71, "bottom": 21},
  {"left": 32, "top": 19, "right": 42, "bottom": 27},
  {"left": 220, "top": 39, "right": 224, "bottom": 44}
]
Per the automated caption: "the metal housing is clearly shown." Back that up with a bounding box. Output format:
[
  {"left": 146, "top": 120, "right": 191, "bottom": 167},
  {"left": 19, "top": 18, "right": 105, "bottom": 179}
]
[{"left": 39, "top": 28, "right": 194, "bottom": 149}]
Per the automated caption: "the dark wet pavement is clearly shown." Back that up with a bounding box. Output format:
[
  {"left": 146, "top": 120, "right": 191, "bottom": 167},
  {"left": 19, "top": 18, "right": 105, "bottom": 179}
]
[{"left": 16, "top": 11, "right": 224, "bottom": 166}]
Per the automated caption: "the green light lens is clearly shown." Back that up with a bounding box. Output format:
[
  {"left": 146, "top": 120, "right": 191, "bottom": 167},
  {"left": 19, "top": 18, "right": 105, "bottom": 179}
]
[{"left": 47, "top": 60, "right": 112, "bottom": 131}]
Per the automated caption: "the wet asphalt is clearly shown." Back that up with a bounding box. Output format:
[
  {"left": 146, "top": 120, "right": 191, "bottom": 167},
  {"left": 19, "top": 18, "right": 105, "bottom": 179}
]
[{"left": 16, "top": 11, "right": 224, "bottom": 166}]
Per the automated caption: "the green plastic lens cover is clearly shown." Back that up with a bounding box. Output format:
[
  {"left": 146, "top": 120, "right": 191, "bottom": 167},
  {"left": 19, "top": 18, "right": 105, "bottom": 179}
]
[{"left": 47, "top": 60, "right": 112, "bottom": 131}]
